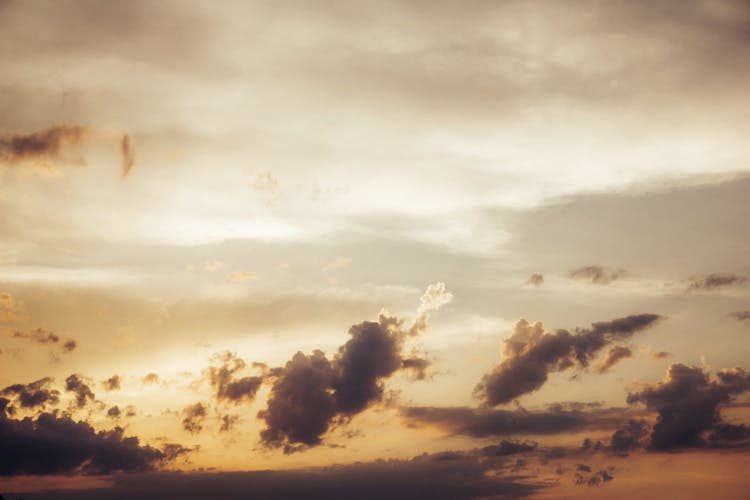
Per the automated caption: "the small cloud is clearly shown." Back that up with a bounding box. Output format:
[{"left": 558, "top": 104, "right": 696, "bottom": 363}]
[
  {"left": 204, "top": 260, "right": 224, "bottom": 272},
  {"left": 102, "top": 375, "right": 121, "bottom": 391},
  {"left": 0, "top": 292, "right": 26, "bottom": 323},
  {"left": 687, "top": 273, "right": 746, "bottom": 292},
  {"left": 142, "top": 373, "right": 160, "bottom": 385},
  {"left": 651, "top": 351, "right": 671, "bottom": 360},
  {"left": 569, "top": 266, "right": 626, "bottom": 285},
  {"left": 526, "top": 274, "right": 544, "bottom": 287},
  {"left": 226, "top": 271, "right": 258, "bottom": 283},
  {"left": 729, "top": 311, "right": 750, "bottom": 322},
  {"left": 322, "top": 257, "right": 352, "bottom": 273},
  {"left": 121, "top": 134, "right": 136, "bottom": 178}
]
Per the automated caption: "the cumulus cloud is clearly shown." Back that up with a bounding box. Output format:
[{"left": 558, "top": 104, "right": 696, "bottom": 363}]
[
  {"left": 182, "top": 403, "right": 208, "bottom": 434},
  {"left": 475, "top": 314, "right": 662, "bottom": 406},
  {"left": 609, "top": 419, "right": 649, "bottom": 455},
  {"left": 687, "top": 273, "right": 746, "bottom": 292},
  {"left": 259, "top": 283, "right": 451, "bottom": 450},
  {"left": 1, "top": 377, "right": 60, "bottom": 410},
  {"left": 65, "top": 374, "right": 96, "bottom": 408},
  {"left": 568, "top": 266, "right": 626, "bottom": 285},
  {"left": 627, "top": 364, "right": 750, "bottom": 450},
  {"left": 207, "top": 352, "right": 264, "bottom": 404},
  {"left": 401, "top": 356, "right": 431, "bottom": 380},
  {"left": 596, "top": 346, "right": 633, "bottom": 373},
  {"left": 0, "top": 403, "right": 186, "bottom": 475},
  {"left": 102, "top": 375, "right": 121, "bottom": 391},
  {"left": 142, "top": 373, "right": 160, "bottom": 384}
]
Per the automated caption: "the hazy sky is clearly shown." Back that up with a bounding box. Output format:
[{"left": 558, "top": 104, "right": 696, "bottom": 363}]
[{"left": 1, "top": 1, "right": 750, "bottom": 498}]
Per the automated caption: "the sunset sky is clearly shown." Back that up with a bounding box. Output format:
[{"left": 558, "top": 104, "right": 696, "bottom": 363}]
[{"left": 1, "top": 1, "right": 750, "bottom": 498}]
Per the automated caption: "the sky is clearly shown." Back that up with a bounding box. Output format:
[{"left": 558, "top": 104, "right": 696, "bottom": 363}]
[{"left": 1, "top": 0, "right": 750, "bottom": 498}]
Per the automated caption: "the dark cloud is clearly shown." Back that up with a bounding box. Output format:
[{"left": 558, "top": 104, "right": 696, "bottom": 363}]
[
  {"left": 596, "top": 346, "right": 633, "bottom": 373},
  {"left": 481, "top": 440, "right": 538, "bottom": 456},
  {"left": 687, "top": 273, "right": 746, "bottom": 292},
  {"left": 0, "top": 405, "right": 184, "bottom": 475},
  {"left": 475, "top": 314, "right": 661, "bottom": 406},
  {"left": 107, "top": 405, "right": 121, "bottom": 418},
  {"left": 259, "top": 285, "right": 451, "bottom": 450},
  {"left": 730, "top": 311, "right": 750, "bottom": 321},
  {"left": 0, "top": 125, "right": 88, "bottom": 166},
  {"left": 574, "top": 468, "right": 614, "bottom": 487},
  {"left": 121, "top": 134, "right": 136, "bottom": 177},
  {"left": 627, "top": 364, "right": 750, "bottom": 450},
  {"left": 102, "top": 375, "right": 121, "bottom": 391},
  {"left": 219, "top": 414, "right": 239, "bottom": 433},
  {"left": 401, "top": 356, "right": 431, "bottom": 380},
  {"left": 400, "top": 404, "right": 624, "bottom": 438},
  {"left": 259, "top": 350, "right": 337, "bottom": 449},
  {"left": 12, "top": 328, "right": 77, "bottom": 354},
  {"left": 207, "top": 352, "right": 263, "bottom": 405},
  {"left": 651, "top": 351, "right": 671, "bottom": 360},
  {"left": 181, "top": 402, "right": 208, "bottom": 434},
  {"left": 21, "top": 454, "right": 546, "bottom": 500},
  {"left": 526, "top": 273, "right": 544, "bottom": 286},
  {"left": 65, "top": 374, "right": 96, "bottom": 408},
  {"left": 568, "top": 266, "right": 625, "bottom": 285},
  {"left": 609, "top": 419, "right": 649, "bottom": 455},
  {"left": 1, "top": 377, "right": 60, "bottom": 409}
]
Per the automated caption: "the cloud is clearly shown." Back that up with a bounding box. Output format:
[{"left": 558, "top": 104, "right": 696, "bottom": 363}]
[
  {"left": 219, "top": 414, "right": 240, "bottom": 433},
  {"left": 626, "top": 363, "right": 750, "bottom": 450},
  {"left": 574, "top": 468, "right": 614, "bottom": 487},
  {"left": 687, "top": 273, "right": 746, "bottom": 292},
  {"left": 568, "top": 266, "right": 626, "bottom": 285},
  {"left": 181, "top": 402, "right": 208, "bottom": 434},
  {"left": 651, "top": 351, "right": 671, "bottom": 360},
  {"left": 730, "top": 311, "right": 750, "bottom": 322},
  {"left": 120, "top": 134, "right": 136, "bottom": 178},
  {"left": 0, "top": 404, "right": 185, "bottom": 475},
  {"left": 401, "top": 356, "right": 431, "bottom": 380},
  {"left": 1, "top": 377, "right": 60, "bottom": 410},
  {"left": 475, "top": 314, "right": 662, "bottom": 406},
  {"left": 142, "top": 373, "right": 160, "bottom": 384},
  {"left": 400, "top": 404, "right": 624, "bottom": 438},
  {"left": 596, "top": 346, "right": 633, "bottom": 373},
  {"left": 259, "top": 283, "right": 452, "bottom": 450},
  {"left": 65, "top": 374, "right": 96, "bottom": 408},
  {"left": 17, "top": 454, "right": 546, "bottom": 499},
  {"left": 12, "top": 328, "right": 78, "bottom": 355},
  {"left": 526, "top": 273, "right": 544, "bottom": 286},
  {"left": 102, "top": 375, "right": 121, "bottom": 391},
  {"left": 225, "top": 270, "right": 258, "bottom": 283},
  {"left": 0, "top": 292, "right": 26, "bottom": 323},
  {"left": 207, "top": 352, "right": 264, "bottom": 405},
  {"left": 609, "top": 419, "right": 649, "bottom": 455},
  {"left": 0, "top": 125, "right": 88, "bottom": 166}
]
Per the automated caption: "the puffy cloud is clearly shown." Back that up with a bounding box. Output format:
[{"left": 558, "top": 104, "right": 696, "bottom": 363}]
[
  {"left": 687, "top": 273, "right": 746, "bottom": 292},
  {"left": 651, "top": 351, "right": 671, "bottom": 360},
  {"left": 12, "top": 328, "right": 78, "bottom": 355},
  {"left": 568, "top": 266, "right": 626, "bottom": 285},
  {"left": 181, "top": 403, "right": 208, "bottom": 434},
  {"left": 626, "top": 364, "right": 750, "bottom": 450},
  {"left": 65, "top": 374, "right": 96, "bottom": 408},
  {"left": 219, "top": 414, "right": 240, "bottom": 433},
  {"left": 609, "top": 419, "right": 649, "bottom": 455},
  {"left": 107, "top": 405, "right": 122, "bottom": 418},
  {"left": 0, "top": 406, "right": 185, "bottom": 475},
  {"left": 102, "top": 375, "right": 121, "bottom": 392},
  {"left": 1, "top": 377, "right": 60, "bottom": 410},
  {"left": 401, "top": 356, "right": 431, "bottom": 380},
  {"left": 142, "top": 373, "right": 160, "bottom": 384},
  {"left": 596, "top": 346, "right": 633, "bottom": 373},
  {"left": 207, "top": 352, "right": 263, "bottom": 404},
  {"left": 475, "top": 314, "right": 661, "bottom": 406},
  {"left": 259, "top": 283, "right": 451, "bottom": 450}
]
